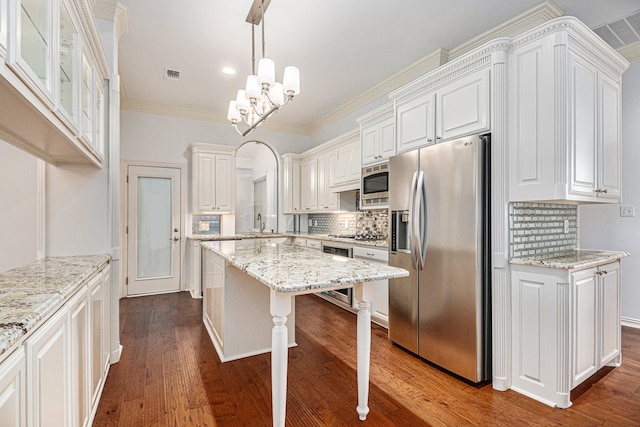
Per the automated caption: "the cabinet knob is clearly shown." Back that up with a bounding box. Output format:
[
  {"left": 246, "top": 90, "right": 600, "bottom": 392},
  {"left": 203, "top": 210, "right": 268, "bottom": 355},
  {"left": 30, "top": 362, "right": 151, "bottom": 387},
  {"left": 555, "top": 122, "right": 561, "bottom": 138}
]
[
  {"left": 173, "top": 237, "right": 179, "bottom": 241},
  {"left": 427, "top": 138, "right": 433, "bottom": 143},
  {"left": 436, "top": 136, "right": 442, "bottom": 140}
]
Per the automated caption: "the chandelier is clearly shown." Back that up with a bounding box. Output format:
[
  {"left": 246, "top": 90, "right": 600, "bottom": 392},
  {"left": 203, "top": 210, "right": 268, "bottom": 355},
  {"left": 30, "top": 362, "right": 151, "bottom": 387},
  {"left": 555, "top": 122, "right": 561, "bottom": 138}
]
[{"left": 227, "top": 0, "right": 300, "bottom": 137}]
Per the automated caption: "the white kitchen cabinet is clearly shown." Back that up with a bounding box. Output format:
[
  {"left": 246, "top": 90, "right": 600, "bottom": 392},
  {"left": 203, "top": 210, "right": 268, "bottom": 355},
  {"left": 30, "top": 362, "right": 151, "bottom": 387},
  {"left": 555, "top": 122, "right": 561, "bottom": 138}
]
[
  {"left": 353, "top": 246, "right": 389, "bottom": 327},
  {"left": 69, "top": 284, "right": 90, "bottom": 427},
  {"left": 395, "top": 69, "right": 489, "bottom": 153},
  {"left": 203, "top": 247, "right": 225, "bottom": 352},
  {"left": 358, "top": 103, "right": 395, "bottom": 166},
  {"left": 511, "top": 260, "right": 622, "bottom": 408},
  {"left": 1, "top": 0, "right": 109, "bottom": 167},
  {"left": 7, "top": 0, "right": 56, "bottom": 107},
  {"left": 190, "top": 144, "right": 235, "bottom": 214},
  {"left": 300, "top": 156, "right": 317, "bottom": 212},
  {"left": 89, "top": 266, "right": 110, "bottom": 410},
  {"left": 202, "top": 245, "right": 295, "bottom": 362},
  {"left": 316, "top": 152, "right": 338, "bottom": 211},
  {"left": 26, "top": 307, "right": 70, "bottom": 427},
  {"left": 188, "top": 240, "right": 202, "bottom": 298},
  {"left": 56, "top": 0, "right": 80, "bottom": 134},
  {"left": 305, "top": 239, "right": 321, "bottom": 250},
  {"left": 0, "top": 347, "right": 26, "bottom": 427},
  {"left": 332, "top": 137, "right": 360, "bottom": 190},
  {"left": 282, "top": 153, "right": 301, "bottom": 214},
  {"left": 508, "top": 26, "right": 627, "bottom": 203}
]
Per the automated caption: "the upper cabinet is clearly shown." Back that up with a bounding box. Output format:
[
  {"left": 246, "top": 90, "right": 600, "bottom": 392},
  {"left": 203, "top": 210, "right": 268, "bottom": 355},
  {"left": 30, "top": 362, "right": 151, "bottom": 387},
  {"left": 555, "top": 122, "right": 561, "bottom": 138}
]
[
  {"left": 508, "top": 21, "right": 629, "bottom": 203},
  {"left": 394, "top": 68, "right": 490, "bottom": 153},
  {"left": 358, "top": 103, "right": 395, "bottom": 166},
  {"left": 331, "top": 130, "right": 360, "bottom": 191},
  {"left": 282, "top": 153, "right": 301, "bottom": 214},
  {"left": 0, "top": 0, "right": 109, "bottom": 167},
  {"left": 190, "top": 144, "right": 235, "bottom": 214}
]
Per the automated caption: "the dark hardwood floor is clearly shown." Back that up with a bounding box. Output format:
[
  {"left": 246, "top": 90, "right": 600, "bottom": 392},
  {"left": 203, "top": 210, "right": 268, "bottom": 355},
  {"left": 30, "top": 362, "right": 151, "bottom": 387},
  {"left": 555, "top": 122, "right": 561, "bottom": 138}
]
[{"left": 93, "top": 292, "right": 640, "bottom": 426}]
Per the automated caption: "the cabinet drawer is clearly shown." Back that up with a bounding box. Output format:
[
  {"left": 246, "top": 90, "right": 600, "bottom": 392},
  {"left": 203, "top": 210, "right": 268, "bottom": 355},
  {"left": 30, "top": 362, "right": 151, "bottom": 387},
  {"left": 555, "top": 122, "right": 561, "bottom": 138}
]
[
  {"left": 306, "top": 239, "right": 321, "bottom": 250},
  {"left": 353, "top": 246, "right": 388, "bottom": 263}
]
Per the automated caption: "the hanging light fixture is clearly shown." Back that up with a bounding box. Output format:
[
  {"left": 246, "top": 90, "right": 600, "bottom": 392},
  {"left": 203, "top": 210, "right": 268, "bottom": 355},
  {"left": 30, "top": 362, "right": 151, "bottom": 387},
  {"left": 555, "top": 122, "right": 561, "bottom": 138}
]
[{"left": 227, "top": 0, "right": 300, "bottom": 137}]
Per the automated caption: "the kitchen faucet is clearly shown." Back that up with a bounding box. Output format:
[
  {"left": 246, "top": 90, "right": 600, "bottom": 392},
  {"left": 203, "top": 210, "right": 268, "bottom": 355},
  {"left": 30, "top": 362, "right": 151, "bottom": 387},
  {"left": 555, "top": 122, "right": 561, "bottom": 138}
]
[{"left": 256, "top": 213, "right": 265, "bottom": 233}]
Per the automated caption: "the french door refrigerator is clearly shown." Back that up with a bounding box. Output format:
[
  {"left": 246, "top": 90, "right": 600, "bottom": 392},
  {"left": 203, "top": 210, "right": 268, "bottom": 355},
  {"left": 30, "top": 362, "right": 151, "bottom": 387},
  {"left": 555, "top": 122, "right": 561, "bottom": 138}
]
[{"left": 388, "top": 134, "right": 491, "bottom": 383}]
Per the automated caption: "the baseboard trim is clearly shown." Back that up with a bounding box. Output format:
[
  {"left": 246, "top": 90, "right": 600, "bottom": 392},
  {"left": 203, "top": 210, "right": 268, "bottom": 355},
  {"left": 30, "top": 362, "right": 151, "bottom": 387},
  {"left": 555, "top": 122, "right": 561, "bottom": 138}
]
[{"left": 621, "top": 317, "right": 640, "bottom": 329}]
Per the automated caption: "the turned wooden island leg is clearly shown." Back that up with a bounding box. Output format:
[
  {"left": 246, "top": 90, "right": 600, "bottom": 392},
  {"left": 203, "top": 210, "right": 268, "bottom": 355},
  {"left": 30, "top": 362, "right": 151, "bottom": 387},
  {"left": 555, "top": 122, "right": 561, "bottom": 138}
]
[
  {"left": 270, "top": 290, "right": 292, "bottom": 427},
  {"left": 354, "top": 282, "right": 374, "bottom": 421}
]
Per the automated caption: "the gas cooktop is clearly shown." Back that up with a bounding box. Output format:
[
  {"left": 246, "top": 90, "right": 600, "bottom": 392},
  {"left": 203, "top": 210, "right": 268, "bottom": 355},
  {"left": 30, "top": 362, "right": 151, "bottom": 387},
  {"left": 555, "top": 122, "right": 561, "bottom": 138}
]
[{"left": 328, "top": 234, "right": 387, "bottom": 241}]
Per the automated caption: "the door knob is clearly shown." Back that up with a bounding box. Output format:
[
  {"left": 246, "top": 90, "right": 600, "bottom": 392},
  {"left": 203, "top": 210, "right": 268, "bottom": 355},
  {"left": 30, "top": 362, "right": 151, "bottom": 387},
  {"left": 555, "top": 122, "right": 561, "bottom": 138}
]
[
  {"left": 174, "top": 228, "right": 179, "bottom": 232},
  {"left": 173, "top": 237, "right": 179, "bottom": 241}
]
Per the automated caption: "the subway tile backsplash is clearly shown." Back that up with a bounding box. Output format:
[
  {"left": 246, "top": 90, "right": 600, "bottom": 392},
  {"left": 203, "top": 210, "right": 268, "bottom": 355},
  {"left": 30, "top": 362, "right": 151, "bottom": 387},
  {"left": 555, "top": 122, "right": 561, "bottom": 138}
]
[
  {"left": 509, "top": 202, "right": 578, "bottom": 258},
  {"left": 308, "top": 209, "right": 389, "bottom": 237}
]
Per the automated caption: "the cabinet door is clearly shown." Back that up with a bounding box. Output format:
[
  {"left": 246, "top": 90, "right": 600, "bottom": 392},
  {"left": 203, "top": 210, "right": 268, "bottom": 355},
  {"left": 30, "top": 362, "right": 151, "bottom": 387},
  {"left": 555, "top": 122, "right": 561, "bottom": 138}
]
[
  {"left": 598, "top": 74, "right": 621, "bottom": 199},
  {"left": 90, "top": 274, "right": 106, "bottom": 408},
  {"left": 0, "top": 0, "right": 7, "bottom": 57},
  {"left": 57, "top": 1, "right": 80, "bottom": 133},
  {"left": 572, "top": 268, "right": 598, "bottom": 387},
  {"left": 196, "top": 152, "right": 216, "bottom": 212},
  {"left": 282, "top": 156, "right": 300, "bottom": 214},
  {"left": 203, "top": 250, "right": 225, "bottom": 349},
  {"left": 0, "top": 347, "right": 26, "bottom": 427},
  {"left": 8, "top": 0, "right": 56, "bottom": 105},
  {"left": 26, "top": 308, "right": 69, "bottom": 427},
  {"left": 317, "top": 153, "right": 338, "bottom": 210},
  {"left": 300, "top": 158, "right": 317, "bottom": 211},
  {"left": 436, "top": 68, "right": 490, "bottom": 141},
  {"left": 569, "top": 52, "right": 598, "bottom": 197},
  {"left": 80, "top": 53, "right": 94, "bottom": 146},
  {"left": 214, "top": 154, "right": 233, "bottom": 212},
  {"left": 371, "top": 278, "right": 389, "bottom": 327},
  {"left": 361, "top": 126, "right": 379, "bottom": 165},
  {"left": 69, "top": 286, "right": 89, "bottom": 427},
  {"left": 396, "top": 93, "right": 435, "bottom": 153},
  {"left": 334, "top": 141, "right": 360, "bottom": 185},
  {"left": 599, "top": 262, "right": 620, "bottom": 366},
  {"left": 190, "top": 241, "right": 202, "bottom": 297},
  {"left": 379, "top": 117, "right": 396, "bottom": 160}
]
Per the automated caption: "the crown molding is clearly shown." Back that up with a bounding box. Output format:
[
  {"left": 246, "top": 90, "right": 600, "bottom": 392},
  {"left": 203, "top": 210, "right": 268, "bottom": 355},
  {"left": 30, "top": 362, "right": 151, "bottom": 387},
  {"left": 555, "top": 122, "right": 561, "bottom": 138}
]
[
  {"left": 619, "top": 41, "right": 640, "bottom": 63},
  {"left": 121, "top": 99, "right": 310, "bottom": 135}
]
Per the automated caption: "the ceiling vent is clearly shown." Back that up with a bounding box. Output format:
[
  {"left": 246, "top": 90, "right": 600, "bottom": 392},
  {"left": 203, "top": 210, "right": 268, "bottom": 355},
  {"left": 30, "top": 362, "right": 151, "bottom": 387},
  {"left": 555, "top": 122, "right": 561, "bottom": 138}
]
[
  {"left": 164, "top": 68, "right": 180, "bottom": 80},
  {"left": 593, "top": 10, "right": 640, "bottom": 50}
]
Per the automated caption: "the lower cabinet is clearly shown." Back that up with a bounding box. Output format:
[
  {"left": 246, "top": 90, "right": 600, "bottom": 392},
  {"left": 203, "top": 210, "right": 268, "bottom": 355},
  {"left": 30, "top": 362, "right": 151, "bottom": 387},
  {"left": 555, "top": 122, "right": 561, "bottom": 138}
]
[
  {"left": 511, "top": 260, "right": 621, "bottom": 408},
  {"left": 203, "top": 248, "right": 225, "bottom": 352},
  {"left": 0, "top": 263, "right": 111, "bottom": 427},
  {"left": 188, "top": 240, "right": 202, "bottom": 298},
  {"left": 0, "top": 347, "right": 26, "bottom": 426}
]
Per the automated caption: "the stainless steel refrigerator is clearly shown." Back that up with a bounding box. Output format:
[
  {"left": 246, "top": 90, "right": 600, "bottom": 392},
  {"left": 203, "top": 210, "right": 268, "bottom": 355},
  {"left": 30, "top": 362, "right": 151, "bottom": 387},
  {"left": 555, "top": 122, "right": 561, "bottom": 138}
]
[{"left": 388, "top": 134, "right": 491, "bottom": 383}]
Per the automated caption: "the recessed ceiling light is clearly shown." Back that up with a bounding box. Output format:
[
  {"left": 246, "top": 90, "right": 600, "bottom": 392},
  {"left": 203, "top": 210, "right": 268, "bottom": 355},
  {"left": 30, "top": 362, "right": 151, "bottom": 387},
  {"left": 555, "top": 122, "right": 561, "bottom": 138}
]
[{"left": 222, "top": 67, "right": 236, "bottom": 75}]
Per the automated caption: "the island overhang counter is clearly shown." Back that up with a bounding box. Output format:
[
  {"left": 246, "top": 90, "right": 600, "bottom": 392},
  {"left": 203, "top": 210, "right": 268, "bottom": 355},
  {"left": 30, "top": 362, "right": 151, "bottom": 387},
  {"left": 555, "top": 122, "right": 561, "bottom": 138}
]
[{"left": 200, "top": 239, "right": 409, "bottom": 427}]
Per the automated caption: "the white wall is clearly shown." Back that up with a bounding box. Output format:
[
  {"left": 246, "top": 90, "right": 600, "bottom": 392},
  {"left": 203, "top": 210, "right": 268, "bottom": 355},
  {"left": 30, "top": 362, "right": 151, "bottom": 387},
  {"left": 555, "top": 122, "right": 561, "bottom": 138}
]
[
  {"left": 0, "top": 141, "right": 39, "bottom": 272},
  {"left": 121, "top": 111, "right": 311, "bottom": 164},
  {"left": 45, "top": 163, "right": 110, "bottom": 256},
  {"left": 580, "top": 60, "right": 640, "bottom": 324}
]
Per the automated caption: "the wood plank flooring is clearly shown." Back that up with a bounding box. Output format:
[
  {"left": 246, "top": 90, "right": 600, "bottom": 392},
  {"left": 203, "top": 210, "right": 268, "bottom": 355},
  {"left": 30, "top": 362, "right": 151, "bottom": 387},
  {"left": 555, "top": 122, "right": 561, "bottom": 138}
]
[{"left": 93, "top": 292, "right": 640, "bottom": 426}]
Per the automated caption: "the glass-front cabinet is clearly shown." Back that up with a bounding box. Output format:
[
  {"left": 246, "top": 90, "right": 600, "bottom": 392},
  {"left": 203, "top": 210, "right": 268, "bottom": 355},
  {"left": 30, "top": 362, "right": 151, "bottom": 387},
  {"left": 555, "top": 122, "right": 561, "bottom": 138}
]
[
  {"left": 0, "top": 0, "right": 7, "bottom": 57},
  {"left": 80, "top": 52, "right": 93, "bottom": 145},
  {"left": 57, "top": 0, "right": 79, "bottom": 131},
  {"left": 94, "top": 77, "right": 105, "bottom": 158},
  {"left": 8, "top": 0, "right": 55, "bottom": 106}
]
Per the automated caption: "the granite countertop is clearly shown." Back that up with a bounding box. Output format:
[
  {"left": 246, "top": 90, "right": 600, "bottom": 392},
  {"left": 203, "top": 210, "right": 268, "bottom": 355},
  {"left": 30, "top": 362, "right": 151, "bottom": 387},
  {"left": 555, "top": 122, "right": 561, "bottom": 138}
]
[
  {"left": 0, "top": 255, "right": 111, "bottom": 359},
  {"left": 189, "top": 232, "right": 389, "bottom": 248},
  {"left": 201, "top": 240, "right": 406, "bottom": 293},
  {"left": 509, "top": 249, "right": 629, "bottom": 270}
]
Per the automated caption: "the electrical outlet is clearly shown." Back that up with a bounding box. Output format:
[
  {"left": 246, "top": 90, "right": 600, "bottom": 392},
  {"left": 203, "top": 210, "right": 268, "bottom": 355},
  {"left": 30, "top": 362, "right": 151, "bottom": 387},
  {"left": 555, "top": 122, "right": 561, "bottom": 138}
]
[
  {"left": 563, "top": 219, "right": 569, "bottom": 234},
  {"left": 344, "top": 220, "right": 349, "bottom": 229},
  {"left": 620, "top": 205, "right": 635, "bottom": 217},
  {"left": 308, "top": 219, "right": 312, "bottom": 227},
  {"left": 314, "top": 220, "right": 318, "bottom": 226}
]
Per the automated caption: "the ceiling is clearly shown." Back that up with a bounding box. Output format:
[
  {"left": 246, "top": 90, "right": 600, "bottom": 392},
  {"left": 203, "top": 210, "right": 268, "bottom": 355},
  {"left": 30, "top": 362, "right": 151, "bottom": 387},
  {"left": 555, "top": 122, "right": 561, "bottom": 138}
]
[{"left": 116, "top": 0, "right": 640, "bottom": 135}]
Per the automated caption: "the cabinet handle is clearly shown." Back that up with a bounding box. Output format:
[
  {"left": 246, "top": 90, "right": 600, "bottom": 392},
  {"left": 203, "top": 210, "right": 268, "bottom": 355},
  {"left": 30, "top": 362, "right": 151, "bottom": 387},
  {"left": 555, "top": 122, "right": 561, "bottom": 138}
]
[
  {"left": 602, "top": 270, "right": 608, "bottom": 275},
  {"left": 427, "top": 138, "right": 432, "bottom": 143},
  {"left": 594, "top": 188, "right": 608, "bottom": 194},
  {"left": 436, "top": 136, "right": 442, "bottom": 140},
  {"left": 366, "top": 252, "right": 374, "bottom": 257}
]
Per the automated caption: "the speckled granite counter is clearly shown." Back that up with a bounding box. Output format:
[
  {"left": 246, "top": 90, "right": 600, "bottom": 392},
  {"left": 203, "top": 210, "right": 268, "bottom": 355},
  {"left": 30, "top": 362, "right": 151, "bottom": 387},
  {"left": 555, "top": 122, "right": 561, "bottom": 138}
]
[
  {"left": 201, "top": 239, "right": 405, "bottom": 293},
  {"left": 0, "top": 255, "right": 110, "bottom": 359},
  {"left": 509, "top": 249, "right": 629, "bottom": 270},
  {"left": 189, "top": 232, "right": 389, "bottom": 248}
]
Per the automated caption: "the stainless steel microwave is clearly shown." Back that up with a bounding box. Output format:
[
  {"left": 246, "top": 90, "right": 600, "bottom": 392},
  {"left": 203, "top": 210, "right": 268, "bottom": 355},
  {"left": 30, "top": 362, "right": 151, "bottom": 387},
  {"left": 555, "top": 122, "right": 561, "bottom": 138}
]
[{"left": 361, "top": 162, "right": 389, "bottom": 209}]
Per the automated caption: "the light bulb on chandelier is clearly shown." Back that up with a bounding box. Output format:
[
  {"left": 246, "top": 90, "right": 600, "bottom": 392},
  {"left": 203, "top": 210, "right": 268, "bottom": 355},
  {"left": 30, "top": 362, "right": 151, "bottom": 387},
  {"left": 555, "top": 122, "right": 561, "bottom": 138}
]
[{"left": 227, "top": 0, "right": 300, "bottom": 137}]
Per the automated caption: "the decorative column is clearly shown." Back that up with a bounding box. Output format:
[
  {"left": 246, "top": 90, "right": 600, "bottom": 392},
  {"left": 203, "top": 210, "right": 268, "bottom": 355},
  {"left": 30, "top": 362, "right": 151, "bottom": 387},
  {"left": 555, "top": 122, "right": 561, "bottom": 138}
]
[
  {"left": 270, "top": 290, "right": 292, "bottom": 427},
  {"left": 354, "top": 281, "right": 374, "bottom": 421},
  {"left": 491, "top": 48, "right": 511, "bottom": 391}
]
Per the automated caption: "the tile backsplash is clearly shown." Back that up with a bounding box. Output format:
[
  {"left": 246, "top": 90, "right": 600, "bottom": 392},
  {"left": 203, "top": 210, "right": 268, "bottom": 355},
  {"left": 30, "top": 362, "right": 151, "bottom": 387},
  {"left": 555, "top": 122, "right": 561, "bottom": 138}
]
[
  {"left": 192, "top": 215, "right": 221, "bottom": 235},
  {"left": 308, "top": 209, "right": 389, "bottom": 237},
  {"left": 509, "top": 202, "right": 578, "bottom": 258}
]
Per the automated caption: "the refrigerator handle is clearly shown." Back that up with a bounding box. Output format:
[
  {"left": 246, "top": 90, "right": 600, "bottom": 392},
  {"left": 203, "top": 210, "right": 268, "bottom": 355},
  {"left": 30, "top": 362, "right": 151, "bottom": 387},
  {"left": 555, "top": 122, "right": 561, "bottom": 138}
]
[
  {"left": 414, "top": 171, "right": 426, "bottom": 270},
  {"left": 408, "top": 171, "right": 419, "bottom": 269}
]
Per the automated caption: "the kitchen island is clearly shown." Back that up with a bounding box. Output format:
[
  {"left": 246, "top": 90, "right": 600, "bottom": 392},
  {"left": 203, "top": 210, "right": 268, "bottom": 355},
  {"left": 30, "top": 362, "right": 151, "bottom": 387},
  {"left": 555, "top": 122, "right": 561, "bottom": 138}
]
[{"left": 200, "top": 239, "right": 408, "bottom": 426}]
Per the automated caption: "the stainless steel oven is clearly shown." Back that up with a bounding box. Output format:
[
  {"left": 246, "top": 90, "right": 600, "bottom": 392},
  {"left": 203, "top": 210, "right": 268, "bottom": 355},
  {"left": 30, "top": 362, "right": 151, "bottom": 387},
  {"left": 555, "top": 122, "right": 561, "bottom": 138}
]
[
  {"left": 361, "top": 162, "right": 389, "bottom": 209},
  {"left": 319, "top": 242, "right": 353, "bottom": 308}
]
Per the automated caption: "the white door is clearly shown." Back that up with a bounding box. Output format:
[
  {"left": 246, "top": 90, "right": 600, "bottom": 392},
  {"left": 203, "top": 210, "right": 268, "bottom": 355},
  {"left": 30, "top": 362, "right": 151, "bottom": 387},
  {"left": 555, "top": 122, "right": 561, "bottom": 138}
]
[{"left": 127, "top": 165, "right": 181, "bottom": 295}]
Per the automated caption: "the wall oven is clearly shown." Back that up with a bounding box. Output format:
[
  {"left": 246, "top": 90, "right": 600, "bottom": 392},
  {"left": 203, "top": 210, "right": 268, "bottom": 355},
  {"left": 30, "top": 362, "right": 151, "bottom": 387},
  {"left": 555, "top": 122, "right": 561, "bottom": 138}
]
[
  {"left": 361, "top": 162, "right": 389, "bottom": 209},
  {"left": 319, "top": 242, "right": 353, "bottom": 308}
]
